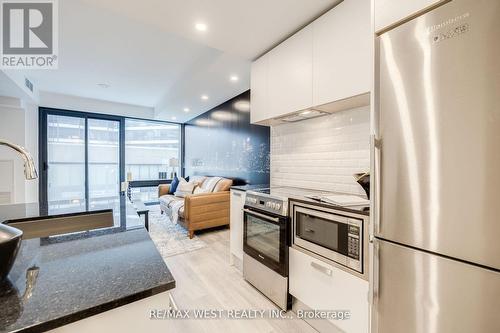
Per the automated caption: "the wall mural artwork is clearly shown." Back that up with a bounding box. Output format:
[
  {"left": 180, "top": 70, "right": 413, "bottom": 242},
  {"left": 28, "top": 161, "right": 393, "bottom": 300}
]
[{"left": 184, "top": 90, "right": 270, "bottom": 185}]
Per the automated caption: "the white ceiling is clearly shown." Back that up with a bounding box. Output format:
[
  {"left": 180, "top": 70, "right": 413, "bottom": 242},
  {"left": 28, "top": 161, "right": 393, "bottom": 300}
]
[{"left": 20, "top": 0, "right": 338, "bottom": 122}]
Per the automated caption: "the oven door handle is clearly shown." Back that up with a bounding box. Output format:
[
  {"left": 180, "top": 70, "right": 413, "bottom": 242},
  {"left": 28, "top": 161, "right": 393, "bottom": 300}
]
[{"left": 243, "top": 208, "right": 281, "bottom": 223}]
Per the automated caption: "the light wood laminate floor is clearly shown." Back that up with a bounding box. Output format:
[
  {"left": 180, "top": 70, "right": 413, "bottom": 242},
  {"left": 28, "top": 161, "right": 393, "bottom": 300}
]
[{"left": 164, "top": 227, "right": 317, "bottom": 333}]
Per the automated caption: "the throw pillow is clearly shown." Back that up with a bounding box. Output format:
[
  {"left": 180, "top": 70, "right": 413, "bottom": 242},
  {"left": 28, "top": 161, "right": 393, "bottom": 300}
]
[
  {"left": 168, "top": 175, "right": 179, "bottom": 194},
  {"left": 174, "top": 177, "right": 197, "bottom": 197}
]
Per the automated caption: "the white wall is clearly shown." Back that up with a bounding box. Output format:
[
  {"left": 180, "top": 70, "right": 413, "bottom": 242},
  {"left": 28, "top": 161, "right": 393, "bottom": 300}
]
[
  {"left": 24, "top": 101, "right": 39, "bottom": 203},
  {"left": 40, "top": 91, "right": 155, "bottom": 119},
  {"left": 0, "top": 69, "right": 40, "bottom": 103},
  {"left": 270, "top": 106, "right": 370, "bottom": 196},
  {"left": 0, "top": 97, "right": 39, "bottom": 203}
]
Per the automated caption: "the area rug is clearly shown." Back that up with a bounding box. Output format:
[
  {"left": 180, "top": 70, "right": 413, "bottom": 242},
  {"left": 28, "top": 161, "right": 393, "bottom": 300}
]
[{"left": 148, "top": 205, "right": 207, "bottom": 258}]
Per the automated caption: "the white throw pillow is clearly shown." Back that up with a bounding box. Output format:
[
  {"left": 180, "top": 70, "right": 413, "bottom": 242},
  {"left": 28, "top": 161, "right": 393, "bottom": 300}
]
[{"left": 174, "top": 177, "right": 196, "bottom": 197}]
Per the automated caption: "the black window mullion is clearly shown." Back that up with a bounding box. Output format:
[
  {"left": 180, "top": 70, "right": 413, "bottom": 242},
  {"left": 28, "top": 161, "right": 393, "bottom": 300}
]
[{"left": 84, "top": 116, "right": 89, "bottom": 211}]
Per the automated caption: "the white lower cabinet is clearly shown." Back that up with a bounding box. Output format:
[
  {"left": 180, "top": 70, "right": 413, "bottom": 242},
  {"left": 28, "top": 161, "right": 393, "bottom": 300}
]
[
  {"left": 230, "top": 190, "right": 245, "bottom": 270},
  {"left": 289, "top": 247, "right": 369, "bottom": 333}
]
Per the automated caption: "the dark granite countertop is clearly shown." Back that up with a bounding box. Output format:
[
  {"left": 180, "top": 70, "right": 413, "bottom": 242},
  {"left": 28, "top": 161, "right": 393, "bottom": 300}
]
[
  {"left": 0, "top": 203, "right": 175, "bottom": 333},
  {"left": 230, "top": 184, "right": 270, "bottom": 192}
]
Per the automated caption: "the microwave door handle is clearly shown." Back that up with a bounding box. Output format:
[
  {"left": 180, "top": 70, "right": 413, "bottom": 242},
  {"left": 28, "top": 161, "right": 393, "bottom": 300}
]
[{"left": 243, "top": 209, "right": 280, "bottom": 223}]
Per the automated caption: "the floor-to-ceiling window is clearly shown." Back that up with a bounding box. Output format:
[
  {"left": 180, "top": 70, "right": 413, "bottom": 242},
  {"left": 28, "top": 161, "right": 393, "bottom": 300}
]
[
  {"left": 40, "top": 108, "right": 181, "bottom": 221},
  {"left": 46, "top": 114, "right": 86, "bottom": 210},
  {"left": 125, "top": 118, "right": 181, "bottom": 201}
]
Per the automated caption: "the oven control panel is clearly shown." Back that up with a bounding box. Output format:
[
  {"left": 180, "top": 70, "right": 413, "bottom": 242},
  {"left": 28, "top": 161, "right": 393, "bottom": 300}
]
[{"left": 245, "top": 193, "right": 287, "bottom": 216}]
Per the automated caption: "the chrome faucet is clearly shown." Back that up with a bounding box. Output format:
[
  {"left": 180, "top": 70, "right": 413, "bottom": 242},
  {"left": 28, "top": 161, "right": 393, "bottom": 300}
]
[{"left": 0, "top": 139, "right": 38, "bottom": 180}]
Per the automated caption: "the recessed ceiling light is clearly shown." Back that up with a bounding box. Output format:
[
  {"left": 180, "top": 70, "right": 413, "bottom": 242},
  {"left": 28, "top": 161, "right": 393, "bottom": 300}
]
[
  {"left": 183, "top": 107, "right": 190, "bottom": 112},
  {"left": 195, "top": 22, "right": 207, "bottom": 32},
  {"left": 171, "top": 116, "right": 177, "bottom": 121},
  {"left": 201, "top": 95, "right": 209, "bottom": 100},
  {"left": 230, "top": 75, "right": 239, "bottom": 82},
  {"left": 97, "top": 83, "right": 110, "bottom": 88}
]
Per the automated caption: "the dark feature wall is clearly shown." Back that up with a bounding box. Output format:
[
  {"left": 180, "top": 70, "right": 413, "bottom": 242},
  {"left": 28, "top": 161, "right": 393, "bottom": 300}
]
[{"left": 184, "top": 90, "right": 270, "bottom": 185}]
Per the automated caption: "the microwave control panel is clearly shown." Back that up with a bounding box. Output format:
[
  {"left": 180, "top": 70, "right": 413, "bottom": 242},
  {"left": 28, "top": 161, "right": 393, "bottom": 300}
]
[{"left": 347, "top": 225, "right": 360, "bottom": 260}]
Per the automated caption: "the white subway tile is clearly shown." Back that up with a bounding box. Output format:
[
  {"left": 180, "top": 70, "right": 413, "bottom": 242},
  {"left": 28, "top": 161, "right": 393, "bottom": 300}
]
[{"left": 270, "top": 106, "right": 370, "bottom": 195}]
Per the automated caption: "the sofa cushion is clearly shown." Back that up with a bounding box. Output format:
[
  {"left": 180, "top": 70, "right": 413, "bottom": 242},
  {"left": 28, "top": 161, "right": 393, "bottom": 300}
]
[
  {"left": 190, "top": 176, "right": 207, "bottom": 187},
  {"left": 159, "top": 194, "right": 182, "bottom": 207},
  {"left": 213, "top": 178, "right": 233, "bottom": 192},
  {"left": 200, "top": 177, "right": 222, "bottom": 192},
  {"left": 168, "top": 175, "right": 180, "bottom": 194},
  {"left": 193, "top": 186, "right": 211, "bottom": 195}
]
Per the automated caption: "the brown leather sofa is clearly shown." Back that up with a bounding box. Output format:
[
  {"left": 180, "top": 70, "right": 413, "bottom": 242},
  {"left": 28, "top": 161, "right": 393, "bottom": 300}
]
[{"left": 158, "top": 177, "right": 233, "bottom": 239}]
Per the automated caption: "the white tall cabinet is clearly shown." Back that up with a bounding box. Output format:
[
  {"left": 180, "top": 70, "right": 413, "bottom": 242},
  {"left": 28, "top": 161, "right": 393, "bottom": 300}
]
[{"left": 229, "top": 189, "right": 246, "bottom": 271}]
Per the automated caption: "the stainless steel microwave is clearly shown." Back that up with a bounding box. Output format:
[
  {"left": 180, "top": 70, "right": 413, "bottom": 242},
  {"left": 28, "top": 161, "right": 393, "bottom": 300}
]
[{"left": 291, "top": 201, "right": 365, "bottom": 274}]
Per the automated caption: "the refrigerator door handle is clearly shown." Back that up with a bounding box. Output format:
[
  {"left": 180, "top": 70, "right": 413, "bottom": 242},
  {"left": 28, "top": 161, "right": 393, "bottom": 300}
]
[{"left": 371, "top": 134, "right": 382, "bottom": 235}]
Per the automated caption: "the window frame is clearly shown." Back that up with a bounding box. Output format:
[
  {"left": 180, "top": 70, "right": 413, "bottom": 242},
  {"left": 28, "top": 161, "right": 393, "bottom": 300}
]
[{"left": 39, "top": 107, "right": 182, "bottom": 213}]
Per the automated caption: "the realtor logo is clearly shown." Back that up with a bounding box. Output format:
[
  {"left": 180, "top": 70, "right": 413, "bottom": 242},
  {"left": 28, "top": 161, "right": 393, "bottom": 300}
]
[{"left": 1, "top": 0, "right": 58, "bottom": 68}]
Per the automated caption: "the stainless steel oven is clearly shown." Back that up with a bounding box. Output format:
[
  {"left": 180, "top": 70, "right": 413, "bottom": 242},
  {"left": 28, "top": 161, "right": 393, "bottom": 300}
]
[
  {"left": 243, "top": 207, "right": 288, "bottom": 275},
  {"left": 291, "top": 201, "right": 364, "bottom": 274},
  {"left": 242, "top": 190, "right": 291, "bottom": 310}
]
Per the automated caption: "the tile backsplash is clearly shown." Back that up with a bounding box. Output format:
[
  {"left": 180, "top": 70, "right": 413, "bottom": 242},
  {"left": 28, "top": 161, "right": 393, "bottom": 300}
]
[{"left": 271, "top": 106, "right": 370, "bottom": 196}]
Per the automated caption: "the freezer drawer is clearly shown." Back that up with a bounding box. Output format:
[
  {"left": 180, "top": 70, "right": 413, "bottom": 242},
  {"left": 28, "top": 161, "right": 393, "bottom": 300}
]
[
  {"left": 376, "top": 0, "right": 500, "bottom": 270},
  {"left": 372, "top": 239, "right": 500, "bottom": 333}
]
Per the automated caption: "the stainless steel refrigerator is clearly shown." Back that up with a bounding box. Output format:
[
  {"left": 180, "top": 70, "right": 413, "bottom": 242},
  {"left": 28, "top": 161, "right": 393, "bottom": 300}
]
[{"left": 372, "top": 0, "right": 500, "bottom": 332}]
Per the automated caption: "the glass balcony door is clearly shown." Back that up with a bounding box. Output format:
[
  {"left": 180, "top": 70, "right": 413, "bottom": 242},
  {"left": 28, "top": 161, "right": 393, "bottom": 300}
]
[
  {"left": 42, "top": 112, "right": 123, "bottom": 220},
  {"left": 46, "top": 114, "right": 86, "bottom": 213},
  {"left": 87, "top": 118, "right": 121, "bottom": 221}
]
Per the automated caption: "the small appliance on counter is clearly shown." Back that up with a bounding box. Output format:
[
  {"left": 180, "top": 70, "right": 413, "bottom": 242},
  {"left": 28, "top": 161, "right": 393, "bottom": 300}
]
[{"left": 353, "top": 172, "right": 370, "bottom": 199}]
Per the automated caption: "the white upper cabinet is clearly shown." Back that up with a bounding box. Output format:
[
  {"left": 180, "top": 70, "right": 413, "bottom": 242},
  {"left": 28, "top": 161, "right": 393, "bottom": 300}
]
[
  {"left": 250, "top": 54, "right": 269, "bottom": 124},
  {"left": 374, "top": 0, "right": 445, "bottom": 33},
  {"left": 267, "top": 25, "right": 313, "bottom": 119},
  {"left": 312, "top": 0, "right": 371, "bottom": 107},
  {"left": 250, "top": 0, "right": 372, "bottom": 124}
]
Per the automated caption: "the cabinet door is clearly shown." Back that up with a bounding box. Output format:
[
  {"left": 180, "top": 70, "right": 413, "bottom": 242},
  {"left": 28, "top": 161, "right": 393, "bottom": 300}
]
[
  {"left": 250, "top": 54, "right": 269, "bottom": 124},
  {"left": 230, "top": 190, "right": 245, "bottom": 260},
  {"left": 268, "top": 25, "right": 313, "bottom": 118},
  {"left": 374, "top": 0, "right": 445, "bottom": 33},
  {"left": 289, "top": 247, "right": 369, "bottom": 333},
  {"left": 313, "top": 0, "right": 371, "bottom": 107}
]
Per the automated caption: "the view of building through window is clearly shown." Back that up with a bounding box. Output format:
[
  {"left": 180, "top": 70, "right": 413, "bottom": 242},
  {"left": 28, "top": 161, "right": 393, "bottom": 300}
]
[
  {"left": 125, "top": 119, "right": 181, "bottom": 181},
  {"left": 45, "top": 113, "right": 181, "bottom": 215}
]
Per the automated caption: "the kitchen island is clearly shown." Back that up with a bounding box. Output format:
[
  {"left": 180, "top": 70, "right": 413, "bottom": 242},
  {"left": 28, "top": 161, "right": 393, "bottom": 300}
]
[{"left": 0, "top": 203, "right": 175, "bottom": 333}]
